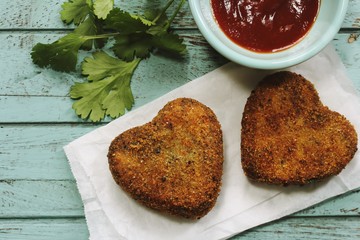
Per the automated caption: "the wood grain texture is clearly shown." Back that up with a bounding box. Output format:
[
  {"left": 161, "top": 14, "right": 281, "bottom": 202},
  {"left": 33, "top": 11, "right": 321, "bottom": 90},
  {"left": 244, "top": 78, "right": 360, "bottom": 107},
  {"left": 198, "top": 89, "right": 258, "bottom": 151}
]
[
  {"left": 0, "top": 0, "right": 359, "bottom": 239},
  {"left": 0, "top": 125, "right": 359, "bottom": 219},
  {"left": 0, "top": 31, "right": 225, "bottom": 96},
  {"left": 333, "top": 34, "right": 360, "bottom": 92},
  {"left": 0, "top": 180, "right": 84, "bottom": 218},
  {"left": 0, "top": 217, "right": 359, "bottom": 240},
  {"left": 0, "top": 219, "right": 88, "bottom": 240},
  {"left": 235, "top": 217, "right": 360, "bottom": 240},
  {"left": 0, "top": 0, "right": 359, "bottom": 30},
  {"left": 0, "top": 180, "right": 359, "bottom": 218},
  {"left": 0, "top": 32, "right": 359, "bottom": 123},
  {"left": 0, "top": 125, "right": 97, "bottom": 179}
]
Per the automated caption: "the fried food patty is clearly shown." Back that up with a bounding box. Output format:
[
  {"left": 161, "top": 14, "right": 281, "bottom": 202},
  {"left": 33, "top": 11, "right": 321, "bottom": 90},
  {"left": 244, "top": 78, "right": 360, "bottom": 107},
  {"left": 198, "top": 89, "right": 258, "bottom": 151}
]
[
  {"left": 108, "top": 98, "right": 223, "bottom": 219},
  {"left": 241, "top": 71, "right": 358, "bottom": 185}
]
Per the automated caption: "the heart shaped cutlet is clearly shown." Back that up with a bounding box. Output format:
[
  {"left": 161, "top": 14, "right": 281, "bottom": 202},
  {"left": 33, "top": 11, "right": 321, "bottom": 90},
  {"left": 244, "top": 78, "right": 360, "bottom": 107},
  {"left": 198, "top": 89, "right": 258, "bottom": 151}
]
[
  {"left": 108, "top": 98, "right": 223, "bottom": 219},
  {"left": 241, "top": 71, "right": 358, "bottom": 185}
]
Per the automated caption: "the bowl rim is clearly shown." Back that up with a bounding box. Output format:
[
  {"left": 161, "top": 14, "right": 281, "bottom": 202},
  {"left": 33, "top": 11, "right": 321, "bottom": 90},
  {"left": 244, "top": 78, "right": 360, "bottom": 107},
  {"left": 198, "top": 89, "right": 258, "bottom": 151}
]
[{"left": 189, "top": 0, "right": 349, "bottom": 69}]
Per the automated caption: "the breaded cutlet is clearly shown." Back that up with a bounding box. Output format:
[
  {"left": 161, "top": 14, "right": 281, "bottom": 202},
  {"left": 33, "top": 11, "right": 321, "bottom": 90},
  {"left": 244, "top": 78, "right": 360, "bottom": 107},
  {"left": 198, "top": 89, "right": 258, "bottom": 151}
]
[
  {"left": 108, "top": 98, "right": 224, "bottom": 219},
  {"left": 241, "top": 71, "right": 358, "bottom": 185}
]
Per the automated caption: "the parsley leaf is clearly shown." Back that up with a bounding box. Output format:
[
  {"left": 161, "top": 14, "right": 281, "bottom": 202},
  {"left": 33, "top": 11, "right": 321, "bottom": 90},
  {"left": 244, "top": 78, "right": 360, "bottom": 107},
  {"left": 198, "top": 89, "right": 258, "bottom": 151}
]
[
  {"left": 60, "top": 0, "right": 92, "bottom": 25},
  {"left": 70, "top": 51, "right": 141, "bottom": 121},
  {"left": 31, "top": 33, "right": 90, "bottom": 72},
  {"left": 94, "top": 0, "right": 114, "bottom": 19}
]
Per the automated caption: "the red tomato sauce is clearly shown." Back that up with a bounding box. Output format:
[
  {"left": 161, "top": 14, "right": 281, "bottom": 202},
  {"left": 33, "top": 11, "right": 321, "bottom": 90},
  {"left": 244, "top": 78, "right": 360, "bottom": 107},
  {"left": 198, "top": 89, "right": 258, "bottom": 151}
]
[{"left": 211, "top": 0, "right": 320, "bottom": 53}]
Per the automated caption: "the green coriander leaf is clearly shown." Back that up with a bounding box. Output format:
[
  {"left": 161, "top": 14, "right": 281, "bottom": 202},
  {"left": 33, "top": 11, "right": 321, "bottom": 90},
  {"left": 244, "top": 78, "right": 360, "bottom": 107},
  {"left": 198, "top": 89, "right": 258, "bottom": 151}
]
[
  {"left": 94, "top": 0, "right": 114, "bottom": 19},
  {"left": 74, "top": 13, "right": 106, "bottom": 50},
  {"left": 81, "top": 51, "right": 139, "bottom": 81},
  {"left": 130, "top": 14, "right": 155, "bottom": 26},
  {"left": 147, "top": 24, "right": 168, "bottom": 36},
  {"left": 31, "top": 33, "right": 89, "bottom": 72},
  {"left": 129, "top": 8, "right": 168, "bottom": 27},
  {"left": 152, "top": 33, "right": 186, "bottom": 54},
  {"left": 71, "top": 78, "right": 112, "bottom": 122},
  {"left": 102, "top": 73, "right": 134, "bottom": 117},
  {"left": 74, "top": 15, "right": 97, "bottom": 50},
  {"left": 60, "top": 0, "right": 92, "bottom": 25},
  {"left": 143, "top": 9, "right": 167, "bottom": 23},
  {"left": 112, "top": 33, "right": 153, "bottom": 61},
  {"left": 143, "top": 9, "right": 170, "bottom": 36},
  {"left": 70, "top": 51, "right": 141, "bottom": 121},
  {"left": 105, "top": 8, "right": 149, "bottom": 34},
  {"left": 111, "top": 9, "right": 185, "bottom": 60}
]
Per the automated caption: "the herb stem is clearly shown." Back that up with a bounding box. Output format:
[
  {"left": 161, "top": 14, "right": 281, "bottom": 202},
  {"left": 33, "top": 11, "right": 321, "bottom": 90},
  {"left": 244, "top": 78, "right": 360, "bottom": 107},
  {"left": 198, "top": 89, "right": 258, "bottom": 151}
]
[
  {"left": 83, "top": 32, "right": 120, "bottom": 40},
  {"left": 152, "top": 0, "right": 176, "bottom": 23},
  {"left": 167, "top": 0, "right": 185, "bottom": 27}
]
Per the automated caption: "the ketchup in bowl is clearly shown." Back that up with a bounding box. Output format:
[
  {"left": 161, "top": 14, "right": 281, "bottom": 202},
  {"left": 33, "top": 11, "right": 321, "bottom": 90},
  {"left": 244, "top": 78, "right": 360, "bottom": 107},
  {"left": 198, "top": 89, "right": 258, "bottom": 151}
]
[{"left": 211, "top": 0, "right": 320, "bottom": 53}]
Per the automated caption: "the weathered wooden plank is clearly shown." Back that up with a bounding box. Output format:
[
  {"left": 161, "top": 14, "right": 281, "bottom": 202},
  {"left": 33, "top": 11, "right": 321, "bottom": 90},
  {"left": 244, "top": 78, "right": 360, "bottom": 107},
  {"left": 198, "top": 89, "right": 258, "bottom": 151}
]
[
  {"left": 294, "top": 188, "right": 360, "bottom": 217},
  {"left": 0, "top": 180, "right": 84, "bottom": 218},
  {"left": 0, "top": 30, "right": 227, "bottom": 123},
  {"left": 0, "top": 31, "right": 226, "bottom": 97},
  {"left": 1, "top": 123, "right": 359, "bottom": 185},
  {"left": 333, "top": 34, "right": 360, "bottom": 92},
  {"left": 0, "top": 96, "right": 80, "bottom": 123},
  {"left": 0, "top": 125, "right": 97, "bottom": 180},
  {"left": 0, "top": 125, "right": 359, "bottom": 219},
  {"left": 0, "top": 0, "right": 359, "bottom": 30},
  {"left": 0, "top": 217, "right": 359, "bottom": 240},
  {"left": 0, "top": 0, "right": 358, "bottom": 238},
  {"left": 0, "top": 218, "right": 88, "bottom": 240},
  {"left": 0, "top": 31, "right": 358, "bottom": 97},
  {"left": 343, "top": 0, "right": 360, "bottom": 29},
  {"left": 0, "top": 0, "right": 194, "bottom": 30},
  {"left": 234, "top": 216, "right": 360, "bottom": 240},
  {"left": 0, "top": 179, "right": 359, "bottom": 218},
  {"left": 0, "top": 32, "right": 359, "bottom": 124}
]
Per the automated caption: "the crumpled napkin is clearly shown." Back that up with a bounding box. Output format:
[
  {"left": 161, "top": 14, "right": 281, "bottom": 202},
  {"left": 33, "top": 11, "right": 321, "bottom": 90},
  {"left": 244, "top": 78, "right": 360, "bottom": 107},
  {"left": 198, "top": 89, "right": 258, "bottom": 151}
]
[{"left": 64, "top": 45, "right": 360, "bottom": 240}]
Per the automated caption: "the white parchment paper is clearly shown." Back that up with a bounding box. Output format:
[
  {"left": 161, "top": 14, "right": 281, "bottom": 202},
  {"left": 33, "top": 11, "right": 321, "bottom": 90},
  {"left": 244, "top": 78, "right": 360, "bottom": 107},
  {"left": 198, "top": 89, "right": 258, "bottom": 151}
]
[{"left": 64, "top": 45, "right": 360, "bottom": 240}]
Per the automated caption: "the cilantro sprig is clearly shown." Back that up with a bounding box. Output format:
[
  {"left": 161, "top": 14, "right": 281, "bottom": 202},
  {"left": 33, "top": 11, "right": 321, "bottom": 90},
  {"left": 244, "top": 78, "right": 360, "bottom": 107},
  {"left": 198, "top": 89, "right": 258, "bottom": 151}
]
[
  {"left": 71, "top": 51, "right": 140, "bottom": 121},
  {"left": 31, "top": 0, "right": 186, "bottom": 122}
]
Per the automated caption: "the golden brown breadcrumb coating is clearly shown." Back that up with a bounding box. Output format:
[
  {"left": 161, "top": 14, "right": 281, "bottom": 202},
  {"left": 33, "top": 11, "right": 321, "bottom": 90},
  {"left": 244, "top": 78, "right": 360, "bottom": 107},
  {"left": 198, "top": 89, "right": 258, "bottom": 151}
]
[
  {"left": 108, "top": 98, "right": 223, "bottom": 219},
  {"left": 241, "top": 71, "right": 358, "bottom": 185}
]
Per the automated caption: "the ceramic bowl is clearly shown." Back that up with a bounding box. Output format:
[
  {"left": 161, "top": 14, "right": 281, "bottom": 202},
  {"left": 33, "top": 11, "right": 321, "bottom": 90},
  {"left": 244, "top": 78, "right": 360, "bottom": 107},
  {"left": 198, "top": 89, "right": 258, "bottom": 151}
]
[{"left": 189, "top": 0, "right": 348, "bottom": 69}]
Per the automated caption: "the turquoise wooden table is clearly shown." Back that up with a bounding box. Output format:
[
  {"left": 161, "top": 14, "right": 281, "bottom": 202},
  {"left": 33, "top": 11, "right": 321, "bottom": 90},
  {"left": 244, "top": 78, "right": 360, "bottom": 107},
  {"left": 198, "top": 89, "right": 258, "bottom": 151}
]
[{"left": 1, "top": 0, "right": 360, "bottom": 239}]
